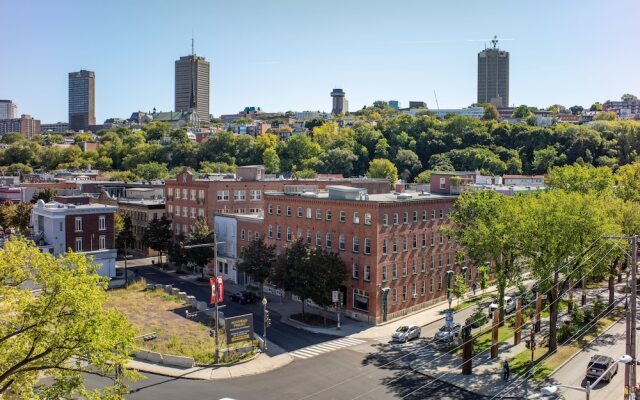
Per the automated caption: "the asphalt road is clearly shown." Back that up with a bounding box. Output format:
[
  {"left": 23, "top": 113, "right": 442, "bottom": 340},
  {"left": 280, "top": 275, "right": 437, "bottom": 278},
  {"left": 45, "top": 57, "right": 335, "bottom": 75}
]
[
  {"left": 130, "top": 265, "right": 338, "bottom": 352},
  {"left": 84, "top": 338, "right": 485, "bottom": 400},
  {"left": 551, "top": 316, "right": 628, "bottom": 400}
]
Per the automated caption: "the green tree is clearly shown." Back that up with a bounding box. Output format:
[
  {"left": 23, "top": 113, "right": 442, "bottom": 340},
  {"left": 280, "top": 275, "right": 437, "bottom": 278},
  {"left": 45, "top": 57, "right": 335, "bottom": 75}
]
[
  {"left": 142, "top": 215, "right": 172, "bottom": 266},
  {"left": 546, "top": 164, "right": 614, "bottom": 194},
  {"left": 306, "top": 247, "right": 348, "bottom": 325},
  {"left": 533, "top": 146, "right": 565, "bottom": 173},
  {"left": 482, "top": 103, "right": 499, "bottom": 120},
  {"left": 569, "top": 105, "right": 584, "bottom": 115},
  {"left": 0, "top": 237, "right": 137, "bottom": 398},
  {"left": 590, "top": 102, "right": 603, "bottom": 111},
  {"left": 74, "top": 133, "right": 93, "bottom": 143},
  {"left": 115, "top": 212, "right": 134, "bottom": 257},
  {"left": 395, "top": 149, "right": 422, "bottom": 181},
  {"left": 294, "top": 169, "right": 317, "bottom": 178},
  {"left": 317, "top": 148, "right": 358, "bottom": 176},
  {"left": 615, "top": 163, "right": 640, "bottom": 202},
  {"left": 134, "top": 162, "right": 169, "bottom": 181},
  {"left": 512, "top": 105, "right": 533, "bottom": 119},
  {"left": 366, "top": 158, "right": 398, "bottom": 188},
  {"left": 31, "top": 188, "right": 58, "bottom": 203},
  {"left": 262, "top": 147, "right": 280, "bottom": 173},
  {"left": 47, "top": 134, "right": 64, "bottom": 144},
  {"left": 414, "top": 170, "right": 431, "bottom": 184},
  {"left": 237, "top": 237, "right": 276, "bottom": 296},
  {"left": 272, "top": 238, "right": 309, "bottom": 312},
  {"left": 106, "top": 170, "right": 139, "bottom": 182},
  {"left": 5, "top": 163, "right": 33, "bottom": 176},
  {"left": 477, "top": 264, "right": 489, "bottom": 294},
  {"left": 199, "top": 161, "right": 236, "bottom": 174},
  {"left": 621, "top": 93, "right": 638, "bottom": 101},
  {"left": 185, "top": 218, "right": 215, "bottom": 279},
  {"left": 452, "top": 273, "right": 467, "bottom": 305},
  {"left": 0, "top": 132, "right": 25, "bottom": 144},
  {"left": 593, "top": 111, "right": 616, "bottom": 121}
]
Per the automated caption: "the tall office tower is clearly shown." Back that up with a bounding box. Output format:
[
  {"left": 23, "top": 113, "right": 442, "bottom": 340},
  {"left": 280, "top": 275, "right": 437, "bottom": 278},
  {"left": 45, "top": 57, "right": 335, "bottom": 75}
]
[
  {"left": 331, "top": 88, "right": 348, "bottom": 115},
  {"left": 477, "top": 36, "right": 509, "bottom": 108},
  {"left": 175, "top": 42, "right": 210, "bottom": 122},
  {"left": 0, "top": 100, "right": 17, "bottom": 119},
  {"left": 68, "top": 70, "right": 96, "bottom": 131}
]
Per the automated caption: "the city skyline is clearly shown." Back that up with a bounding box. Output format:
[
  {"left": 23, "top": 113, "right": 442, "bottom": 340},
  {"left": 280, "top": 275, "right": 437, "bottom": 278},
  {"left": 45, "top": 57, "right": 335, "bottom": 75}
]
[{"left": 2, "top": 0, "right": 639, "bottom": 123}]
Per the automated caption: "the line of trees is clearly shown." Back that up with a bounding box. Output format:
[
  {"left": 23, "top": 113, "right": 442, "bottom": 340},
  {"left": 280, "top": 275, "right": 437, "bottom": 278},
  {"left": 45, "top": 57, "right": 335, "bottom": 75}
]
[{"left": 449, "top": 162, "right": 640, "bottom": 352}]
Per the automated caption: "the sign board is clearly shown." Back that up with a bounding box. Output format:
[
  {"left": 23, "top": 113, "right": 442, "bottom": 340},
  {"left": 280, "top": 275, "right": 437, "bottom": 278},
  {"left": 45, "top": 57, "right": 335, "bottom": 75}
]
[
  {"left": 444, "top": 310, "right": 454, "bottom": 329},
  {"left": 225, "top": 314, "right": 254, "bottom": 345},
  {"left": 216, "top": 275, "right": 224, "bottom": 303},
  {"left": 332, "top": 290, "right": 340, "bottom": 303},
  {"left": 209, "top": 277, "right": 216, "bottom": 305}
]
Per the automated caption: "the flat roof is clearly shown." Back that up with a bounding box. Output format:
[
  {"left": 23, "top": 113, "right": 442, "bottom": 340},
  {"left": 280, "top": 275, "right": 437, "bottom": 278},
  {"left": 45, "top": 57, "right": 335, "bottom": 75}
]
[{"left": 267, "top": 190, "right": 455, "bottom": 203}]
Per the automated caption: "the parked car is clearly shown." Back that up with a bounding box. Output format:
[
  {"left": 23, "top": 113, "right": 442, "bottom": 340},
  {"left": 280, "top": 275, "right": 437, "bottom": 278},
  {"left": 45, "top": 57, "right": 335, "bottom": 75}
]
[
  {"left": 230, "top": 291, "right": 257, "bottom": 304},
  {"left": 465, "top": 309, "right": 489, "bottom": 328},
  {"left": 489, "top": 296, "right": 516, "bottom": 315},
  {"left": 434, "top": 323, "right": 461, "bottom": 343},
  {"left": 392, "top": 325, "right": 421, "bottom": 342},
  {"left": 586, "top": 355, "right": 618, "bottom": 382}
]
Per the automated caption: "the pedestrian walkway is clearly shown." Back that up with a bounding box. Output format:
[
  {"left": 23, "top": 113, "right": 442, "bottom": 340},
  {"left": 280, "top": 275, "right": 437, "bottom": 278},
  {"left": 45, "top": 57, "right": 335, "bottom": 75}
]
[{"left": 289, "top": 337, "right": 366, "bottom": 359}]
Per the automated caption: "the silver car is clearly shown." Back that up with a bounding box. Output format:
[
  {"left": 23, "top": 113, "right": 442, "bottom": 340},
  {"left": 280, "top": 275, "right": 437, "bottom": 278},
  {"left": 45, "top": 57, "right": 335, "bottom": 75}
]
[{"left": 392, "top": 325, "right": 421, "bottom": 342}]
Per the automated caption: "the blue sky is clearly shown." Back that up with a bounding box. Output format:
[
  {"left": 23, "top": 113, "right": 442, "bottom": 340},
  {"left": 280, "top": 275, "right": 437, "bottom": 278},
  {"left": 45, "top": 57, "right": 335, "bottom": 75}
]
[{"left": 3, "top": 0, "right": 639, "bottom": 123}]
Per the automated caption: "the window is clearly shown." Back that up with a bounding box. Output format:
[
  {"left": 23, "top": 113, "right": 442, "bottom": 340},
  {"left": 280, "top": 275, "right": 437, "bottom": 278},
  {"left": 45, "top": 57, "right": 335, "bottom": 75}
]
[
  {"left": 182, "top": 207, "right": 188, "bottom": 217},
  {"left": 392, "top": 263, "right": 398, "bottom": 279},
  {"left": 190, "top": 208, "right": 196, "bottom": 219},
  {"left": 286, "top": 206, "right": 291, "bottom": 216},
  {"left": 339, "top": 211, "right": 346, "bottom": 223},
  {"left": 316, "top": 231, "right": 322, "bottom": 246},
  {"left": 430, "top": 277, "right": 434, "bottom": 293},
  {"left": 248, "top": 230, "right": 252, "bottom": 241},
  {"left": 431, "top": 210, "right": 436, "bottom": 220},
  {"left": 268, "top": 225, "right": 273, "bottom": 238},
  {"left": 217, "top": 190, "right": 229, "bottom": 201},
  {"left": 326, "top": 233, "right": 332, "bottom": 248},
  {"left": 422, "top": 210, "right": 427, "bottom": 221},
  {"left": 393, "top": 238, "right": 398, "bottom": 253},
  {"left": 430, "top": 255, "right": 435, "bottom": 270},
  {"left": 448, "top": 234, "right": 452, "bottom": 244},
  {"left": 268, "top": 204, "right": 273, "bottom": 214},
  {"left": 382, "top": 239, "right": 388, "bottom": 255},
  {"left": 403, "top": 236, "right": 408, "bottom": 251},
  {"left": 438, "top": 254, "right": 442, "bottom": 268},
  {"left": 276, "top": 205, "right": 281, "bottom": 215},
  {"left": 175, "top": 188, "right": 180, "bottom": 199},
  {"left": 175, "top": 223, "right": 180, "bottom": 234},
  {"left": 364, "top": 238, "right": 371, "bottom": 255},
  {"left": 440, "top": 232, "right": 445, "bottom": 244},
  {"left": 439, "top": 177, "right": 446, "bottom": 189},
  {"left": 438, "top": 275, "right": 443, "bottom": 290},
  {"left": 316, "top": 209, "right": 322, "bottom": 220},
  {"left": 352, "top": 263, "right": 359, "bottom": 279},
  {"left": 431, "top": 232, "right": 435, "bottom": 247},
  {"left": 255, "top": 231, "right": 259, "bottom": 240},
  {"left": 241, "top": 229, "right": 246, "bottom": 240},
  {"left": 199, "top": 189, "right": 205, "bottom": 201},
  {"left": 447, "top": 252, "right": 451, "bottom": 267},
  {"left": 98, "top": 215, "right": 106, "bottom": 231},
  {"left": 190, "top": 189, "right": 196, "bottom": 201},
  {"left": 413, "top": 260, "right": 417, "bottom": 275},
  {"left": 413, "top": 211, "right": 418, "bottom": 222},
  {"left": 402, "top": 286, "right": 407, "bottom": 302},
  {"left": 382, "top": 266, "right": 388, "bottom": 282},
  {"left": 421, "top": 280, "right": 426, "bottom": 296},
  {"left": 392, "top": 288, "right": 398, "bottom": 305},
  {"left": 421, "top": 257, "right": 426, "bottom": 272},
  {"left": 393, "top": 213, "right": 399, "bottom": 225},
  {"left": 440, "top": 209, "right": 444, "bottom": 219},
  {"left": 297, "top": 228, "right": 302, "bottom": 239},
  {"left": 75, "top": 238, "right": 83, "bottom": 252},
  {"left": 413, "top": 234, "right": 418, "bottom": 249},
  {"left": 198, "top": 208, "right": 204, "bottom": 218},
  {"left": 250, "top": 190, "right": 261, "bottom": 201},
  {"left": 364, "top": 213, "right": 372, "bottom": 225},
  {"left": 326, "top": 210, "right": 332, "bottom": 221},
  {"left": 364, "top": 265, "right": 371, "bottom": 281},
  {"left": 276, "top": 225, "right": 281, "bottom": 240},
  {"left": 383, "top": 214, "right": 389, "bottom": 226},
  {"left": 353, "top": 212, "right": 360, "bottom": 224},
  {"left": 168, "top": 204, "right": 173, "bottom": 214},
  {"left": 353, "top": 289, "right": 368, "bottom": 311},
  {"left": 75, "top": 217, "right": 82, "bottom": 232},
  {"left": 297, "top": 207, "right": 302, "bottom": 217},
  {"left": 339, "top": 234, "right": 345, "bottom": 250},
  {"left": 306, "top": 208, "right": 312, "bottom": 219},
  {"left": 286, "top": 227, "right": 292, "bottom": 241},
  {"left": 233, "top": 190, "right": 246, "bottom": 201},
  {"left": 403, "top": 261, "right": 408, "bottom": 276},
  {"left": 403, "top": 212, "right": 408, "bottom": 224},
  {"left": 99, "top": 235, "right": 106, "bottom": 250},
  {"left": 168, "top": 187, "right": 173, "bottom": 197},
  {"left": 412, "top": 282, "right": 417, "bottom": 297},
  {"left": 352, "top": 236, "right": 359, "bottom": 253},
  {"left": 182, "top": 189, "right": 188, "bottom": 200},
  {"left": 306, "top": 230, "right": 312, "bottom": 244},
  {"left": 422, "top": 232, "right": 427, "bottom": 247},
  {"left": 59, "top": 222, "right": 63, "bottom": 232}
]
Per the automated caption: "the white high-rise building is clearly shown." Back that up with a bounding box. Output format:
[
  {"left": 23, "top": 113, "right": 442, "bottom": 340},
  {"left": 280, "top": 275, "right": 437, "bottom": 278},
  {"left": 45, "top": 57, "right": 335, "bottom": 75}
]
[{"left": 0, "top": 100, "right": 17, "bottom": 119}]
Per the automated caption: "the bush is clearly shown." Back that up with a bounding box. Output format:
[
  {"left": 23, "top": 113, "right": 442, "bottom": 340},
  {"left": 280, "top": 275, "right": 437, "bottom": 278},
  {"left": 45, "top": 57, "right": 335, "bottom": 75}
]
[
  {"left": 592, "top": 295, "right": 606, "bottom": 316},
  {"left": 572, "top": 306, "right": 585, "bottom": 325},
  {"left": 557, "top": 322, "right": 576, "bottom": 342}
]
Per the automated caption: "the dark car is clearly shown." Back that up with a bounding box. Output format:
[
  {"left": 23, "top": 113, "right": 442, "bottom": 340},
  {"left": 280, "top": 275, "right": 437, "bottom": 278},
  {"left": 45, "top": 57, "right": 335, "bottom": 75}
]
[
  {"left": 230, "top": 291, "right": 257, "bottom": 304},
  {"left": 586, "top": 355, "right": 618, "bottom": 382}
]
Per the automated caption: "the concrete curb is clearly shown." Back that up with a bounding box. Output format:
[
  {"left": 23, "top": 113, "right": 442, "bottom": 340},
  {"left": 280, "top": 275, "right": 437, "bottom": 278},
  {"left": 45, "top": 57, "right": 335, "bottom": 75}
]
[{"left": 281, "top": 316, "right": 348, "bottom": 337}]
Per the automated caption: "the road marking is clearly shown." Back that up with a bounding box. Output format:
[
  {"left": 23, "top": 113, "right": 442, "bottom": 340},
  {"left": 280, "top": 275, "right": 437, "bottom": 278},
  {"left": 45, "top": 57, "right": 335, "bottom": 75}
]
[{"left": 290, "top": 337, "right": 367, "bottom": 359}]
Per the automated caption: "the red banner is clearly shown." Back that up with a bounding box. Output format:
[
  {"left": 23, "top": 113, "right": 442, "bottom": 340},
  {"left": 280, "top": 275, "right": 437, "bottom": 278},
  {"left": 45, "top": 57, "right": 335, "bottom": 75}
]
[
  {"left": 216, "top": 276, "right": 224, "bottom": 303},
  {"left": 210, "top": 277, "right": 216, "bottom": 305}
]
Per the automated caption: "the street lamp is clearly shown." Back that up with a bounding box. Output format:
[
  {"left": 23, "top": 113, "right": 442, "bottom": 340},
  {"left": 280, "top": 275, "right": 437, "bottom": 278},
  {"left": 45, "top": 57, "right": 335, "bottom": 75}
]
[
  {"left": 541, "top": 355, "right": 632, "bottom": 400},
  {"left": 262, "top": 297, "right": 270, "bottom": 352},
  {"left": 446, "top": 270, "right": 455, "bottom": 310}
]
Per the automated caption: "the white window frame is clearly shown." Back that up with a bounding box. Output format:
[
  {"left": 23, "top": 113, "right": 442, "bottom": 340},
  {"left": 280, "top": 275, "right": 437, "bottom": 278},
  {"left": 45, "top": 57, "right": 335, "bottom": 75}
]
[
  {"left": 75, "top": 217, "right": 82, "bottom": 232},
  {"left": 98, "top": 215, "right": 106, "bottom": 231}
]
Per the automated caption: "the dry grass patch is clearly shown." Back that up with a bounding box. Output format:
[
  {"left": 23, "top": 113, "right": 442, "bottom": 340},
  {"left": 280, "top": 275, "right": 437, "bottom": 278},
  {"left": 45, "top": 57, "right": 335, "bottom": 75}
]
[{"left": 105, "top": 279, "right": 255, "bottom": 364}]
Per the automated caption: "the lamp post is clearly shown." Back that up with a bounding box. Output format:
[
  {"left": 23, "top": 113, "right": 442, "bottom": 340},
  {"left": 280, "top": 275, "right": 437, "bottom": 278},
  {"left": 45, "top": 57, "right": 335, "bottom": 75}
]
[
  {"left": 541, "top": 355, "right": 632, "bottom": 400},
  {"left": 262, "top": 297, "right": 269, "bottom": 352},
  {"left": 446, "top": 270, "right": 455, "bottom": 310}
]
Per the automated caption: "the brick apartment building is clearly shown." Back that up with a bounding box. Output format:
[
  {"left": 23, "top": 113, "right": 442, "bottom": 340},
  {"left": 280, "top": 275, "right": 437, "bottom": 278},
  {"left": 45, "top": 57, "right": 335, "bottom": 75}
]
[
  {"left": 30, "top": 198, "right": 117, "bottom": 277},
  {"left": 165, "top": 165, "right": 389, "bottom": 236},
  {"left": 263, "top": 186, "right": 474, "bottom": 324}
]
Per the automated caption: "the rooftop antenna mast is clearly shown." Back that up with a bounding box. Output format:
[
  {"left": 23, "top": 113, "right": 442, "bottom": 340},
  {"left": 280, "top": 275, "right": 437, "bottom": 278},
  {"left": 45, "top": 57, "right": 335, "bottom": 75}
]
[
  {"left": 433, "top": 90, "right": 440, "bottom": 110},
  {"left": 491, "top": 35, "right": 499, "bottom": 49},
  {"left": 191, "top": 29, "right": 195, "bottom": 56}
]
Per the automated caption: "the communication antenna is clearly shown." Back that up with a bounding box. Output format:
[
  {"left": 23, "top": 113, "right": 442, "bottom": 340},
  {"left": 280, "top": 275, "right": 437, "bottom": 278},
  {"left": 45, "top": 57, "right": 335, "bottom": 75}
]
[
  {"left": 191, "top": 29, "right": 195, "bottom": 55},
  {"left": 491, "top": 35, "right": 499, "bottom": 49},
  {"left": 433, "top": 90, "right": 440, "bottom": 110}
]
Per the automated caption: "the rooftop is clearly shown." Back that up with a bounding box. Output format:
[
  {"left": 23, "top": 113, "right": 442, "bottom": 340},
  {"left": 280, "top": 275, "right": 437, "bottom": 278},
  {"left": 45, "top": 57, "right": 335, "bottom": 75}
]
[
  {"left": 266, "top": 189, "right": 454, "bottom": 203},
  {"left": 33, "top": 200, "right": 117, "bottom": 213}
]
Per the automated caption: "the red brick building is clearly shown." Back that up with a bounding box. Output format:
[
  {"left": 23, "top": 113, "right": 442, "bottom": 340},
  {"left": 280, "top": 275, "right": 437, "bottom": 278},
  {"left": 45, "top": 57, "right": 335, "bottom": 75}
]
[
  {"left": 263, "top": 186, "right": 474, "bottom": 324},
  {"left": 165, "top": 166, "right": 390, "bottom": 236}
]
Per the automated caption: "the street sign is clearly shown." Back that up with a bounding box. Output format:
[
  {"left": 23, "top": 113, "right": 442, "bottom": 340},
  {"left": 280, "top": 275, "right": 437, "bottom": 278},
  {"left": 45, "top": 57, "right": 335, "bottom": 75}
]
[
  {"left": 209, "top": 277, "right": 216, "bottom": 305},
  {"left": 225, "top": 314, "right": 254, "bottom": 345},
  {"left": 216, "top": 276, "right": 224, "bottom": 303},
  {"left": 444, "top": 310, "right": 454, "bottom": 329},
  {"left": 332, "top": 290, "right": 340, "bottom": 303}
]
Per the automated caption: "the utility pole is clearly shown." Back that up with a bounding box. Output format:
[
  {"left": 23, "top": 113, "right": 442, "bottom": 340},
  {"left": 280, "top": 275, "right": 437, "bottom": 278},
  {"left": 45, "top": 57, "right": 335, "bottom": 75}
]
[{"left": 628, "top": 235, "right": 637, "bottom": 394}]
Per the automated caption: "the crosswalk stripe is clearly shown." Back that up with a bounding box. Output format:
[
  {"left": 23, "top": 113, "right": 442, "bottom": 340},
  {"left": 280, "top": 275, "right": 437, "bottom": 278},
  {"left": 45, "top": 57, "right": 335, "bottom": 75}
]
[
  {"left": 292, "top": 349, "right": 321, "bottom": 357},
  {"left": 290, "top": 337, "right": 367, "bottom": 359}
]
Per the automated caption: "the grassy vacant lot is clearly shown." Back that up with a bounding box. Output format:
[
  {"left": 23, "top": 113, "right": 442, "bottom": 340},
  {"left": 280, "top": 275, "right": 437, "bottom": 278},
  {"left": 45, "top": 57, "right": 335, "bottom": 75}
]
[
  {"left": 105, "top": 280, "right": 254, "bottom": 364},
  {"left": 510, "top": 309, "right": 622, "bottom": 381},
  {"left": 440, "top": 294, "right": 492, "bottom": 314}
]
